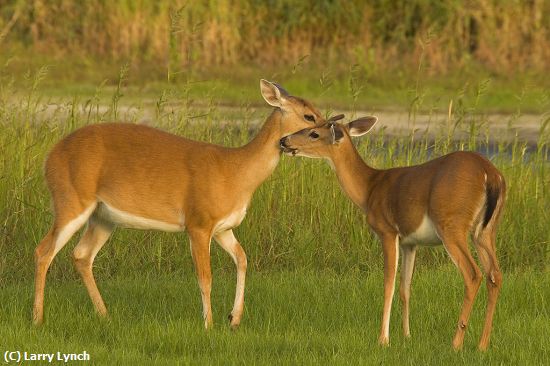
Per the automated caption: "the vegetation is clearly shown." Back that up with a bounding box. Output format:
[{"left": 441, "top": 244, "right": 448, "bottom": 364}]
[
  {"left": 1, "top": 270, "right": 549, "bottom": 364},
  {"left": 1, "top": 1, "right": 549, "bottom": 112},
  {"left": 2, "top": 1, "right": 549, "bottom": 73},
  {"left": 0, "top": 2, "right": 549, "bottom": 363},
  {"left": 0, "top": 66, "right": 548, "bottom": 284}
]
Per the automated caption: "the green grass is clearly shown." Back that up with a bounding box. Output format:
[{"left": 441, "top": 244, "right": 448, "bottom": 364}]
[
  {"left": 1, "top": 269, "right": 549, "bottom": 364},
  {"left": 1, "top": 78, "right": 548, "bottom": 281},
  {"left": 2, "top": 56, "right": 550, "bottom": 113},
  {"left": 0, "top": 60, "right": 549, "bottom": 364}
]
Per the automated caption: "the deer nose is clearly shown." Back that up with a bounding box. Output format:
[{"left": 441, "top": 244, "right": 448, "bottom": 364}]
[{"left": 279, "top": 136, "right": 289, "bottom": 148}]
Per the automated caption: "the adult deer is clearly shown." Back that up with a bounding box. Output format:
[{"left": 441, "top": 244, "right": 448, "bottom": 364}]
[
  {"left": 33, "top": 80, "right": 327, "bottom": 329},
  {"left": 279, "top": 118, "right": 506, "bottom": 350}
]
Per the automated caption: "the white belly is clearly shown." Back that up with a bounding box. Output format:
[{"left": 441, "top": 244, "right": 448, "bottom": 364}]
[
  {"left": 400, "top": 215, "right": 441, "bottom": 246},
  {"left": 96, "top": 201, "right": 185, "bottom": 232},
  {"left": 213, "top": 206, "right": 247, "bottom": 234}
]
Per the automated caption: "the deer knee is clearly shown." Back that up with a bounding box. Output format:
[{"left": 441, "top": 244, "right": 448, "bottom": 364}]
[
  {"left": 34, "top": 231, "right": 56, "bottom": 264},
  {"left": 464, "top": 267, "right": 483, "bottom": 299},
  {"left": 72, "top": 249, "right": 91, "bottom": 270},
  {"left": 235, "top": 245, "right": 248, "bottom": 271},
  {"left": 34, "top": 246, "right": 49, "bottom": 264},
  {"left": 472, "top": 267, "right": 483, "bottom": 286}
]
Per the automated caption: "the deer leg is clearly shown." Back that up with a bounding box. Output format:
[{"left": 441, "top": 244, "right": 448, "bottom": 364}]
[
  {"left": 33, "top": 227, "right": 55, "bottom": 325},
  {"left": 474, "top": 229, "right": 502, "bottom": 351},
  {"left": 33, "top": 203, "right": 96, "bottom": 325},
  {"left": 214, "top": 229, "right": 247, "bottom": 329},
  {"left": 189, "top": 229, "right": 213, "bottom": 329},
  {"left": 379, "top": 234, "right": 399, "bottom": 346},
  {"left": 399, "top": 244, "right": 417, "bottom": 338},
  {"left": 442, "top": 234, "right": 483, "bottom": 350},
  {"left": 72, "top": 217, "right": 114, "bottom": 317}
]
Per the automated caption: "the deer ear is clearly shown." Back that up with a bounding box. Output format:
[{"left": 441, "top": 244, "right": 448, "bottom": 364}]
[
  {"left": 347, "top": 116, "right": 378, "bottom": 137},
  {"left": 330, "top": 123, "right": 345, "bottom": 144},
  {"left": 260, "top": 79, "right": 289, "bottom": 107}
]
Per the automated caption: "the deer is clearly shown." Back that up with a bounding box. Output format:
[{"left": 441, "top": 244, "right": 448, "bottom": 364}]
[
  {"left": 279, "top": 117, "right": 506, "bottom": 350},
  {"left": 33, "top": 79, "right": 329, "bottom": 329}
]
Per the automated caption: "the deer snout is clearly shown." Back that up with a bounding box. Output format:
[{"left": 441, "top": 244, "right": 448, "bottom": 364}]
[{"left": 279, "top": 136, "right": 298, "bottom": 155}]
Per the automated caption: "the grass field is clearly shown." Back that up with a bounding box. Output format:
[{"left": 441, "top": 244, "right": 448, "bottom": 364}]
[
  {"left": 0, "top": 64, "right": 549, "bottom": 364},
  {"left": 2, "top": 2, "right": 549, "bottom": 363},
  {"left": 1, "top": 269, "right": 549, "bottom": 364}
]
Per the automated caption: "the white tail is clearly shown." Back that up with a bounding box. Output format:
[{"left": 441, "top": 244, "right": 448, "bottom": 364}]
[
  {"left": 280, "top": 118, "right": 506, "bottom": 350},
  {"left": 33, "top": 80, "right": 328, "bottom": 329}
]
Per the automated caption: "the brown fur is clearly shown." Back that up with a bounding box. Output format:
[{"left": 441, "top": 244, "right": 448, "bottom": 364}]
[
  {"left": 281, "top": 120, "right": 506, "bottom": 350},
  {"left": 33, "top": 80, "right": 325, "bottom": 329}
]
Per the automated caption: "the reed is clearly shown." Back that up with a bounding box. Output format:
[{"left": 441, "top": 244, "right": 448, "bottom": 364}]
[
  {"left": 1, "top": 1, "right": 549, "bottom": 76},
  {"left": 0, "top": 68, "right": 548, "bottom": 285}
]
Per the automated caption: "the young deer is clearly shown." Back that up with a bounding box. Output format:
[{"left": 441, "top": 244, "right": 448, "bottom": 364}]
[
  {"left": 280, "top": 118, "right": 506, "bottom": 350},
  {"left": 34, "top": 80, "right": 327, "bottom": 329}
]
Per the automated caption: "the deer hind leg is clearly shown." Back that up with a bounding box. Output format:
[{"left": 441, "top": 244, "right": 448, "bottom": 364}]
[
  {"left": 214, "top": 229, "right": 247, "bottom": 329},
  {"left": 399, "top": 244, "right": 417, "bottom": 338},
  {"left": 473, "top": 228, "right": 502, "bottom": 351},
  {"left": 72, "top": 217, "right": 114, "bottom": 317},
  {"left": 33, "top": 203, "right": 97, "bottom": 325},
  {"left": 441, "top": 231, "right": 483, "bottom": 350},
  {"left": 189, "top": 229, "right": 213, "bottom": 329}
]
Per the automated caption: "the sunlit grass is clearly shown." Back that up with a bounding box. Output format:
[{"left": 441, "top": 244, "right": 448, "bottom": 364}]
[
  {"left": 0, "top": 64, "right": 548, "bottom": 364},
  {"left": 0, "top": 69, "right": 548, "bottom": 282},
  {"left": 1, "top": 270, "right": 549, "bottom": 364}
]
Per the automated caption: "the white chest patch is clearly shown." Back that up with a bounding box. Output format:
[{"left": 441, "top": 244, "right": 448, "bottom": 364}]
[
  {"left": 96, "top": 201, "right": 184, "bottom": 232},
  {"left": 213, "top": 206, "right": 247, "bottom": 234},
  {"left": 400, "top": 214, "right": 441, "bottom": 246}
]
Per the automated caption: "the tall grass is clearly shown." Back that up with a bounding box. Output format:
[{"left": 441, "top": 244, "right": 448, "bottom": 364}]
[
  {"left": 0, "top": 66, "right": 548, "bottom": 285},
  {"left": 1, "top": 1, "right": 549, "bottom": 75}
]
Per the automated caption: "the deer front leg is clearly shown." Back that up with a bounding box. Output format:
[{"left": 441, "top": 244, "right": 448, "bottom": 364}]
[
  {"left": 379, "top": 233, "right": 400, "bottom": 346},
  {"left": 399, "top": 244, "right": 417, "bottom": 338},
  {"left": 214, "top": 229, "right": 248, "bottom": 329}
]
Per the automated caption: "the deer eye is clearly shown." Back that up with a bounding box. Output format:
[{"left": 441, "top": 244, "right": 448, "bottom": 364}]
[
  {"left": 304, "top": 114, "right": 315, "bottom": 122},
  {"left": 309, "top": 131, "right": 320, "bottom": 139}
]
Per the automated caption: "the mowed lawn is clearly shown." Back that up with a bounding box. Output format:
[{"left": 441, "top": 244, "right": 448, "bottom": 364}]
[{"left": 1, "top": 268, "right": 549, "bottom": 365}]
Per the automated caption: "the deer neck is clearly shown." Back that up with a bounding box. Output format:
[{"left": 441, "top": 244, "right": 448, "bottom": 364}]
[
  {"left": 232, "top": 109, "right": 285, "bottom": 190},
  {"left": 329, "top": 140, "right": 378, "bottom": 209}
]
